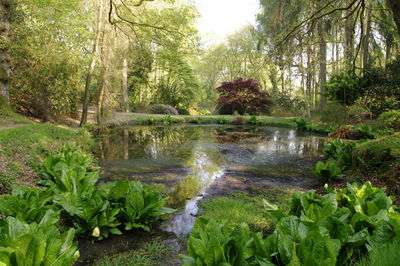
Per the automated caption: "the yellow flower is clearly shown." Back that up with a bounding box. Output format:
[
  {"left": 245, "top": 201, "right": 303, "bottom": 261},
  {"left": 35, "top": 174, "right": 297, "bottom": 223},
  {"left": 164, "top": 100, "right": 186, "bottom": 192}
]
[
  {"left": 92, "top": 227, "right": 100, "bottom": 237},
  {"left": 73, "top": 250, "right": 80, "bottom": 260}
]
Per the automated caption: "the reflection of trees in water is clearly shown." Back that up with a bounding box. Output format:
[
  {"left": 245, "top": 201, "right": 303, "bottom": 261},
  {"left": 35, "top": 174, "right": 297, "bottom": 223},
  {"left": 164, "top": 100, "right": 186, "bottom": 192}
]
[
  {"left": 99, "top": 126, "right": 204, "bottom": 162},
  {"left": 168, "top": 150, "right": 222, "bottom": 209}
]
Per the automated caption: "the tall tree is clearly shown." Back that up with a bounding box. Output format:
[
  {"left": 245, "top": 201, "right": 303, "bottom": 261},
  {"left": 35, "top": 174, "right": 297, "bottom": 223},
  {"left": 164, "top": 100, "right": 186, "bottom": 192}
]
[
  {"left": 80, "top": 0, "right": 105, "bottom": 126},
  {"left": 0, "top": 0, "right": 11, "bottom": 102}
]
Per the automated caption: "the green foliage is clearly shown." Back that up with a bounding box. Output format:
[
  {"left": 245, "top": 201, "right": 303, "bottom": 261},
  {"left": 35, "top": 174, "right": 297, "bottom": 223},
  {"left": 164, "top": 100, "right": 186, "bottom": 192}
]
[
  {"left": 99, "top": 180, "right": 175, "bottom": 232},
  {"left": 147, "top": 104, "right": 179, "bottom": 115},
  {"left": 216, "top": 117, "right": 227, "bottom": 124},
  {"left": 355, "top": 241, "right": 400, "bottom": 266},
  {"left": 198, "top": 195, "right": 269, "bottom": 231},
  {"left": 295, "top": 118, "right": 309, "bottom": 131},
  {"left": 311, "top": 159, "right": 344, "bottom": 183},
  {"left": 323, "top": 139, "right": 355, "bottom": 169},
  {"left": 0, "top": 186, "right": 59, "bottom": 225},
  {"left": 0, "top": 124, "right": 93, "bottom": 192},
  {"left": 180, "top": 218, "right": 253, "bottom": 266},
  {"left": 295, "top": 118, "right": 335, "bottom": 134},
  {"left": 185, "top": 182, "right": 400, "bottom": 266},
  {"left": 319, "top": 102, "right": 348, "bottom": 125},
  {"left": 378, "top": 110, "right": 400, "bottom": 130},
  {"left": 257, "top": 182, "right": 400, "bottom": 265},
  {"left": 353, "top": 133, "right": 400, "bottom": 172},
  {"left": 247, "top": 115, "right": 258, "bottom": 125},
  {"left": 55, "top": 190, "right": 121, "bottom": 240},
  {"left": 0, "top": 217, "right": 79, "bottom": 266},
  {"left": 325, "top": 73, "right": 363, "bottom": 106},
  {"left": 162, "top": 115, "right": 172, "bottom": 124},
  {"left": 40, "top": 147, "right": 99, "bottom": 193},
  {"left": 355, "top": 125, "right": 375, "bottom": 140},
  {"left": 95, "top": 242, "right": 171, "bottom": 266},
  {"left": 39, "top": 148, "right": 174, "bottom": 239}
]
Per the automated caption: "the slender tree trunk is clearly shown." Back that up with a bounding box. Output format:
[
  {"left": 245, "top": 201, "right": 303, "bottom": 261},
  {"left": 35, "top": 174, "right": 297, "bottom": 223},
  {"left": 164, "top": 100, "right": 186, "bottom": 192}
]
[
  {"left": 0, "top": 1, "right": 11, "bottom": 102},
  {"left": 318, "top": 19, "right": 327, "bottom": 107},
  {"left": 80, "top": 0, "right": 104, "bottom": 127},
  {"left": 97, "top": 25, "right": 107, "bottom": 125},
  {"left": 345, "top": 10, "right": 355, "bottom": 69},
  {"left": 362, "top": 5, "right": 372, "bottom": 70},
  {"left": 385, "top": 35, "right": 393, "bottom": 69},
  {"left": 122, "top": 57, "right": 129, "bottom": 112}
]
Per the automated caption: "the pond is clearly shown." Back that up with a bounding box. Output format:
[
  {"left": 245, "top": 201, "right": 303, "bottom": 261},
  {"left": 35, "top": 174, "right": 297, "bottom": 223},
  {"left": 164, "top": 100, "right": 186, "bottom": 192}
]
[
  {"left": 78, "top": 125, "right": 326, "bottom": 264},
  {"left": 98, "top": 125, "right": 325, "bottom": 236}
]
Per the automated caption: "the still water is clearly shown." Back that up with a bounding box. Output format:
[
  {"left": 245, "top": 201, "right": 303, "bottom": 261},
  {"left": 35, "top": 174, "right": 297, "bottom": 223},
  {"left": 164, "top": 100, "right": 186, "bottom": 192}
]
[{"left": 97, "top": 125, "right": 325, "bottom": 237}]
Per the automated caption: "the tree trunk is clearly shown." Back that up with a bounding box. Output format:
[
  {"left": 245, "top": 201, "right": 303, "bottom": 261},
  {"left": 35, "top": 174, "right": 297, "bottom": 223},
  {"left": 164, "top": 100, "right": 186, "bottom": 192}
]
[
  {"left": 80, "top": 0, "right": 105, "bottom": 127},
  {"left": 318, "top": 19, "right": 327, "bottom": 107},
  {"left": 344, "top": 10, "right": 354, "bottom": 68},
  {"left": 122, "top": 57, "right": 129, "bottom": 112},
  {"left": 387, "top": 0, "right": 400, "bottom": 35},
  {"left": 0, "top": 1, "right": 11, "bottom": 102},
  {"left": 362, "top": 5, "right": 372, "bottom": 70},
  {"left": 97, "top": 24, "right": 107, "bottom": 125},
  {"left": 385, "top": 35, "right": 393, "bottom": 69}
]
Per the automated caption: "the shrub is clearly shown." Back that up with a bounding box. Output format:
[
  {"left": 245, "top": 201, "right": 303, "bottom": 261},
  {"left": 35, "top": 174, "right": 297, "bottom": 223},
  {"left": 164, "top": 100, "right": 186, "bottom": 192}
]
[
  {"left": 355, "top": 125, "right": 374, "bottom": 140},
  {"left": 233, "top": 117, "right": 245, "bottom": 125},
  {"left": 246, "top": 115, "right": 258, "bottom": 125},
  {"left": 295, "top": 118, "right": 309, "bottom": 131},
  {"left": 378, "top": 110, "right": 400, "bottom": 130},
  {"left": 319, "top": 102, "right": 348, "bottom": 125},
  {"left": 325, "top": 72, "right": 363, "bottom": 105},
  {"left": 147, "top": 104, "right": 178, "bottom": 115},
  {"left": 329, "top": 125, "right": 360, "bottom": 140},
  {"left": 216, "top": 78, "right": 274, "bottom": 115},
  {"left": 353, "top": 133, "right": 400, "bottom": 172},
  {"left": 311, "top": 159, "right": 344, "bottom": 183}
]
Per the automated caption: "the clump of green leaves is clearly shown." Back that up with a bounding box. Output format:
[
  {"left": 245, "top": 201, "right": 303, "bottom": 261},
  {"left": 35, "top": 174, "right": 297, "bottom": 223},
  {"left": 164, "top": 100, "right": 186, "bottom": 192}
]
[
  {"left": 323, "top": 139, "right": 355, "bottom": 169},
  {"left": 0, "top": 186, "right": 59, "bottom": 225},
  {"left": 378, "top": 110, "right": 400, "bottom": 131},
  {"left": 0, "top": 217, "right": 79, "bottom": 266},
  {"left": 180, "top": 218, "right": 253, "bottom": 266},
  {"left": 311, "top": 159, "right": 344, "bottom": 183},
  {"left": 99, "top": 180, "right": 175, "bottom": 232},
  {"left": 183, "top": 182, "right": 400, "bottom": 266}
]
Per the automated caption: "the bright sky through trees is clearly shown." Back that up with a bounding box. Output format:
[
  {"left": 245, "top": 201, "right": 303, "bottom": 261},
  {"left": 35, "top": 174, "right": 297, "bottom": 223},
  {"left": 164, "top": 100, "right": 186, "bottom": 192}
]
[{"left": 193, "top": 0, "right": 260, "bottom": 45}]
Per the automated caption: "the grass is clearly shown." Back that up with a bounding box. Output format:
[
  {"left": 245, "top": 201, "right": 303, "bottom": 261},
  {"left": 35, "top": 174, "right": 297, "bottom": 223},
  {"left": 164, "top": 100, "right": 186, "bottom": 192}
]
[
  {"left": 0, "top": 123, "right": 93, "bottom": 192},
  {"left": 94, "top": 242, "right": 172, "bottom": 266},
  {"left": 0, "top": 105, "right": 31, "bottom": 127},
  {"left": 353, "top": 241, "right": 400, "bottom": 266},
  {"left": 198, "top": 188, "right": 293, "bottom": 231}
]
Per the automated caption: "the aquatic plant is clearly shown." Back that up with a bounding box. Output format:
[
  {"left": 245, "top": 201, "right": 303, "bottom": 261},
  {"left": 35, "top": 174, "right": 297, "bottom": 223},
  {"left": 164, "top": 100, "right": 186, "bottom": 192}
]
[
  {"left": 183, "top": 182, "right": 400, "bottom": 266},
  {"left": 311, "top": 159, "right": 344, "bottom": 183},
  {"left": 0, "top": 217, "right": 79, "bottom": 266},
  {"left": 180, "top": 218, "right": 253, "bottom": 266}
]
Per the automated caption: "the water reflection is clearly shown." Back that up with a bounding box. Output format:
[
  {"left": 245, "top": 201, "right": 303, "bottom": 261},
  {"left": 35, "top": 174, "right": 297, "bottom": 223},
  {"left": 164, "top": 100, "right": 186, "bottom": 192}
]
[{"left": 97, "top": 125, "right": 326, "bottom": 237}]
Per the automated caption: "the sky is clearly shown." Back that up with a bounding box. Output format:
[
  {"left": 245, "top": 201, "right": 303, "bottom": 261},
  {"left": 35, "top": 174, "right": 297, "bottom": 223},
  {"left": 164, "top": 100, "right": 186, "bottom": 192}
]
[{"left": 192, "top": 0, "right": 260, "bottom": 45}]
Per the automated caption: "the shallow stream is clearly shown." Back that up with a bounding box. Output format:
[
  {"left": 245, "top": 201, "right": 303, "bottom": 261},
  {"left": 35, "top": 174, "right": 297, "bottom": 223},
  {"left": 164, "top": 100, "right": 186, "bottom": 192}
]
[{"left": 78, "top": 125, "right": 326, "bottom": 264}]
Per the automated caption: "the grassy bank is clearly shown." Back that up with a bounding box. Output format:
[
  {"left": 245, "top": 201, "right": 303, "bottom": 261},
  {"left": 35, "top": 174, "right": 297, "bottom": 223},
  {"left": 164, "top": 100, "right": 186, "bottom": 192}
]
[
  {"left": 95, "top": 242, "right": 174, "bottom": 266},
  {"left": 0, "top": 123, "right": 93, "bottom": 193},
  {"left": 197, "top": 187, "right": 293, "bottom": 232}
]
